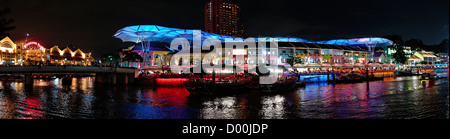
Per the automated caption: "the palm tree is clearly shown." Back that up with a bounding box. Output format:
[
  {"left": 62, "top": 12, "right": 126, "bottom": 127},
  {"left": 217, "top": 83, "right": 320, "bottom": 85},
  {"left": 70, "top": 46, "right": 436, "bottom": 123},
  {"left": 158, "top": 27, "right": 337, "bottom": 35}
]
[
  {"left": 122, "top": 52, "right": 143, "bottom": 67},
  {"left": 0, "top": 8, "right": 15, "bottom": 38}
]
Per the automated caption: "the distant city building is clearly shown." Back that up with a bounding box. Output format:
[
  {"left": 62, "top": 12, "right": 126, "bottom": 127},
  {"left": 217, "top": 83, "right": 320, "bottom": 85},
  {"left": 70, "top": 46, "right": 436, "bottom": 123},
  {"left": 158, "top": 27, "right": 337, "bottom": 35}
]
[{"left": 205, "top": 0, "right": 247, "bottom": 38}]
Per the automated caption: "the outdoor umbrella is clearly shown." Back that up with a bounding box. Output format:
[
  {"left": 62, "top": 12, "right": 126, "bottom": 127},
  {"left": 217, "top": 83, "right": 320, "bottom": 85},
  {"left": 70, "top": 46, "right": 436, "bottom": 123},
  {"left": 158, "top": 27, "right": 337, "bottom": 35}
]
[
  {"left": 320, "top": 64, "right": 332, "bottom": 70},
  {"left": 375, "top": 63, "right": 383, "bottom": 67},
  {"left": 366, "top": 63, "right": 375, "bottom": 67},
  {"left": 306, "top": 63, "right": 321, "bottom": 68},
  {"left": 293, "top": 63, "right": 307, "bottom": 68},
  {"left": 331, "top": 63, "right": 342, "bottom": 68},
  {"left": 390, "top": 64, "right": 398, "bottom": 67},
  {"left": 343, "top": 63, "right": 353, "bottom": 68}
]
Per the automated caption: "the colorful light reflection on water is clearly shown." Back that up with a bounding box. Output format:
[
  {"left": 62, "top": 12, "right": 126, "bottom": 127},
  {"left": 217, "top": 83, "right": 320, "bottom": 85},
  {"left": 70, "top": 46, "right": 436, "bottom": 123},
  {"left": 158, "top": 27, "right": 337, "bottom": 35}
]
[{"left": 0, "top": 70, "right": 448, "bottom": 119}]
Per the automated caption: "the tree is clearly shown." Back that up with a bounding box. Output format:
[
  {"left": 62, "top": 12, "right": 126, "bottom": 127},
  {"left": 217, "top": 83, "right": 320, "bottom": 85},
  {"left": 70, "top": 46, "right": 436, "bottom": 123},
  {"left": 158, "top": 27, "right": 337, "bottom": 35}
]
[
  {"left": 294, "top": 56, "right": 303, "bottom": 64},
  {"left": 382, "top": 34, "right": 404, "bottom": 46},
  {"left": 392, "top": 45, "right": 407, "bottom": 64},
  {"left": 285, "top": 55, "right": 295, "bottom": 66},
  {"left": 122, "top": 52, "right": 143, "bottom": 68},
  {"left": 101, "top": 53, "right": 120, "bottom": 67},
  {"left": 0, "top": 8, "right": 15, "bottom": 38},
  {"left": 122, "top": 52, "right": 143, "bottom": 63},
  {"left": 439, "top": 39, "right": 449, "bottom": 54},
  {"left": 405, "top": 39, "right": 424, "bottom": 51}
]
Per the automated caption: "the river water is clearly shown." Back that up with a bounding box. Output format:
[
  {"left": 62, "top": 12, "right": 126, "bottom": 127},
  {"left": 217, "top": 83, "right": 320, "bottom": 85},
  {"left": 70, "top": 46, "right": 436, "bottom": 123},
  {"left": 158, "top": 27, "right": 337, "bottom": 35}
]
[{"left": 0, "top": 69, "right": 448, "bottom": 119}]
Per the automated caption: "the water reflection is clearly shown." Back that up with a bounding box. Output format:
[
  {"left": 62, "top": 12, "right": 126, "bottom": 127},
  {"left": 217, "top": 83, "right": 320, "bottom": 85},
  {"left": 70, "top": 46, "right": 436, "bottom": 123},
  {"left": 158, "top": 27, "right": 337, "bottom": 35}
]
[
  {"left": 201, "top": 97, "right": 237, "bottom": 119},
  {"left": 0, "top": 69, "right": 448, "bottom": 119},
  {"left": 260, "top": 95, "right": 286, "bottom": 119}
]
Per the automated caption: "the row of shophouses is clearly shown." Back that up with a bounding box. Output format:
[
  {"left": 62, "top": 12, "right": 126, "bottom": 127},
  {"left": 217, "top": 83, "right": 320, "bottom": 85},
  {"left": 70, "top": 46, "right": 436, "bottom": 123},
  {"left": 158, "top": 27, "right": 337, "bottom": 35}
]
[
  {"left": 116, "top": 40, "right": 448, "bottom": 72},
  {"left": 0, "top": 37, "right": 94, "bottom": 66}
]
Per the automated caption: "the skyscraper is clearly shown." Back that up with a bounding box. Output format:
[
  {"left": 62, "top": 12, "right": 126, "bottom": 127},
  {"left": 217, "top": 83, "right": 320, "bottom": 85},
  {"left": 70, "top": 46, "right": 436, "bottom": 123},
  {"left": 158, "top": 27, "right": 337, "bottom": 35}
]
[{"left": 205, "top": 0, "right": 247, "bottom": 38}]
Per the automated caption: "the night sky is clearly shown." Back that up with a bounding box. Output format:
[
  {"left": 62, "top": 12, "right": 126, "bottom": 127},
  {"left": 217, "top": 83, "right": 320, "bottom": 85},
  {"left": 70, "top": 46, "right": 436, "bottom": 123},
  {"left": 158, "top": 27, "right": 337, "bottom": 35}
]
[{"left": 1, "top": 0, "right": 448, "bottom": 58}]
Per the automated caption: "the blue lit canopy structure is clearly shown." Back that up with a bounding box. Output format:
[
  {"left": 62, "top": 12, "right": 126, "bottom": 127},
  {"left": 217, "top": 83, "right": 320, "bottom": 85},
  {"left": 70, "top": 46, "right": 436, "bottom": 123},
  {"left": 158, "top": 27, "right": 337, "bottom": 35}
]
[
  {"left": 114, "top": 25, "right": 245, "bottom": 68},
  {"left": 315, "top": 38, "right": 393, "bottom": 48},
  {"left": 114, "top": 25, "right": 393, "bottom": 51},
  {"left": 258, "top": 37, "right": 311, "bottom": 43},
  {"left": 114, "top": 25, "right": 241, "bottom": 44}
]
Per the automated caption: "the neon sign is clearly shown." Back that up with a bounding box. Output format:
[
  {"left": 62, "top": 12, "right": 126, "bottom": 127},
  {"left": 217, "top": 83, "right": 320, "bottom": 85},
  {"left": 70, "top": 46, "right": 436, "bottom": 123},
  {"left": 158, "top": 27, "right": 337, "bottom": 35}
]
[{"left": 24, "top": 42, "right": 46, "bottom": 51}]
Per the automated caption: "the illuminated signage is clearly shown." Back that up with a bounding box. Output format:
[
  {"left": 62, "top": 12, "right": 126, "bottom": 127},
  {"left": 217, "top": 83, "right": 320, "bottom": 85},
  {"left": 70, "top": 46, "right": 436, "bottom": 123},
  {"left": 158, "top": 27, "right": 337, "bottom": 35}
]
[{"left": 24, "top": 42, "right": 46, "bottom": 51}]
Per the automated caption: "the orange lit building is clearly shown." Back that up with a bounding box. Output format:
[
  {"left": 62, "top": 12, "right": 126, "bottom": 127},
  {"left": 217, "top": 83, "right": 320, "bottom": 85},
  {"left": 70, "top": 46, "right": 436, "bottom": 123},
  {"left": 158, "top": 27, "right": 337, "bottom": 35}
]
[
  {"left": 23, "top": 41, "right": 47, "bottom": 65},
  {"left": 0, "top": 37, "right": 18, "bottom": 65},
  {"left": 48, "top": 46, "right": 94, "bottom": 66},
  {"left": 0, "top": 37, "right": 95, "bottom": 66}
]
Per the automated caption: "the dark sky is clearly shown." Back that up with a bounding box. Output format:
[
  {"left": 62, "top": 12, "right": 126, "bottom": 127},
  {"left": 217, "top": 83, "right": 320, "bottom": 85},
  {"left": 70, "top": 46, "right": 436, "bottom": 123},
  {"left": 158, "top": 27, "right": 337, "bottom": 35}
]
[{"left": 2, "top": 0, "right": 448, "bottom": 58}]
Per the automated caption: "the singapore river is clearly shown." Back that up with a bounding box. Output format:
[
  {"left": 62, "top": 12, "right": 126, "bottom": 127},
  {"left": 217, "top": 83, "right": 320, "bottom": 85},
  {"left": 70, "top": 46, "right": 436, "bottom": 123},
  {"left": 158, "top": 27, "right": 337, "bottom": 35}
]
[{"left": 0, "top": 70, "right": 448, "bottom": 119}]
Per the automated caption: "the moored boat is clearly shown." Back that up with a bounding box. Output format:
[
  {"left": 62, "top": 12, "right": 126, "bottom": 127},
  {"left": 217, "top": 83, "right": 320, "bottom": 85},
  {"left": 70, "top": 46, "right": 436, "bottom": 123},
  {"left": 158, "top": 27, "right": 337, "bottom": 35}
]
[
  {"left": 329, "top": 73, "right": 364, "bottom": 84},
  {"left": 420, "top": 73, "right": 438, "bottom": 80}
]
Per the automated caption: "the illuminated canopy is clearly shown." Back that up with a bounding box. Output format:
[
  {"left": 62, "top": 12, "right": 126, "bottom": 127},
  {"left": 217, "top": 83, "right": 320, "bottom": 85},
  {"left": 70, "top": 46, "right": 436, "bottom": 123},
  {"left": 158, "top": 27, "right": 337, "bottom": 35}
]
[
  {"left": 114, "top": 25, "right": 393, "bottom": 49},
  {"left": 114, "top": 25, "right": 241, "bottom": 44},
  {"left": 315, "top": 38, "right": 393, "bottom": 48},
  {"left": 258, "top": 37, "right": 310, "bottom": 43}
]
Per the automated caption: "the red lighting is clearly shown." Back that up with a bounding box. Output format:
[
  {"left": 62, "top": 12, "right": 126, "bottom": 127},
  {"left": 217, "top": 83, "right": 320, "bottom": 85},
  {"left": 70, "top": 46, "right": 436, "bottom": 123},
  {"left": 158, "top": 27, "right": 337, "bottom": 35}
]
[
  {"left": 24, "top": 41, "right": 46, "bottom": 51},
  {"left": 21, "top": 97, "right": 44, "bottom": 119},
  {"left": 155, "top": 78, "right": 189, "bottom": 86}
]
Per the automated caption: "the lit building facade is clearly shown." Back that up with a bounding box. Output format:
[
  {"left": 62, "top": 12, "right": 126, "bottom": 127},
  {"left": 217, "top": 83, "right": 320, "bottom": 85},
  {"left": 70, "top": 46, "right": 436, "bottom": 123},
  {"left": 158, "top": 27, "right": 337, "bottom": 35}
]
[
  {"left": 0, "top": 36, "right": 94, "bottom": 66},
  {"left": 0, "top": 37, "right": 17, "bottom": 65},
  {"left": 436, "top": 53, "right": 448, "bottom": 64},
  {"left": 205, "top": 0, "right": 247, "bottom": 38},
  {"left": 163, "top": 41, "right": 372, "bottom": 73},
  {"left": 384, "top": 46, "right": 413, "bottom": 64},
  {"left": 48, "top": 46, "right": 94, "bottom": 66},
  {"left": 114, "top": 25, "right": 395, "bottom": 72},
  {"left": 373, "top": 52, "right": 386, "bottom": 63},
  {"left": 23, "top": 42, "right": 47, "bottom": 65},
  {"left": 408, "top": 51, "right": 438, "bottom": 65}
]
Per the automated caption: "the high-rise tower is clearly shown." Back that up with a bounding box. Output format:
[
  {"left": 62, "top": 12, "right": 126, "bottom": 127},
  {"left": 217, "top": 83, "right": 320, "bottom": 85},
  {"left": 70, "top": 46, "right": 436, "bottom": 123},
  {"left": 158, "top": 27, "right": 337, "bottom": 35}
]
[{"left": 205, "top": 0, "right": 247, "bottom": 38}]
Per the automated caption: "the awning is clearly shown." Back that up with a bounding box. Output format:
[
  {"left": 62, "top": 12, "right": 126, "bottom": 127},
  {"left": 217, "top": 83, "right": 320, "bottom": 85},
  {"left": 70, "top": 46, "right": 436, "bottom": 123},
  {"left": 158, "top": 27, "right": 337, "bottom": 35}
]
[
  {"left": 343, "top": 63, "right": 353, "bottom": 68},
  {"left": 354, "top": 63, "right": 365, "bottom": 67},
  {"left": 409, "top": 55, "right": 422, "bottom": 61},
  {"left": 366, "top": 63, "right": 376, "bottom": 67},
  {"left": 306, "top": 63, "right": 321, "bottom": 68},
  {"left": 321, "top": 64, "right": 332, "bottom": 68},
  {"left": 375, "top": 63, "right": 383, "bottom": 67},
  {"left": 331, "top": 64, "right": 342, "bottom": 68},
  {"left": 293, "top": 64, "right": 307, "bottom": 68}
]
